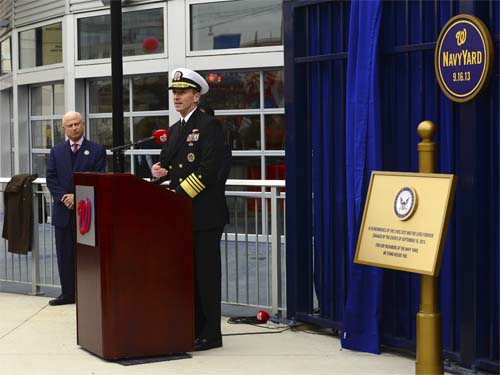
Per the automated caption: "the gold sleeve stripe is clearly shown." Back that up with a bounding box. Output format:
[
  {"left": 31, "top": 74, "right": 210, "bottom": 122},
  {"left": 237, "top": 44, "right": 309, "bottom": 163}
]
[
  {"left": 186, "top": 176, "right": 202, "bottom": 193},
  {"left": 180, "top": 180, "right": 198, "bottom": 198},
  {"left": 188, "top": 173, "right": 206, "bottom": 190}
]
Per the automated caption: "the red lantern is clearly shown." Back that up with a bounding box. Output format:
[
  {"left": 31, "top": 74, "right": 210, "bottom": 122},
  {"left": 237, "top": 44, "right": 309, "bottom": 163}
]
[{"left": 143, "top": 37, "right": 159, "bottom": 52}]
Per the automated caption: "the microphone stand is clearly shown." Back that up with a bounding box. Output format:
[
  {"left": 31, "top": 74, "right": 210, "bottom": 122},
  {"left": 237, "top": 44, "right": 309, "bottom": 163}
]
[
  {"left": 109, "top": 136, "right": 155, "bottom": 153},
  {"left": 110, "top": 136, "right": 155, "bottom": 172}
]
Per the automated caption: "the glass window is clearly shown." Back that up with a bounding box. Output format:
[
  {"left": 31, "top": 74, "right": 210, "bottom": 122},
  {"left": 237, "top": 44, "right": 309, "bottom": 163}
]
[
  {"left": 132, "top": 115, "right": 167, "bottom": 177},
  {"left": 217, "top": 115, "right": 261, "bottom": 150},
  {"left": 31, "top": 86, "right": 52, "bottom": 116},
  {"left": 30, "top": 83, "right": 65, "bottom": 176},
  {"left": 78, "top": 14, "right": 108, "bottom": 60},
  {"left": 191, "top": 0, "right": 283, "bottom": 51},
  {"left": 133, "top": 153, "right": 160, "bottom": 178},
  {"left": 199, "top": 71, "right": 260, "bottom": 110},
  {"left": 88, "top": 118, "right": 129, "bottom": 149},
  {"left": 29, "top": 83, "right": 65, "bottom": 177},
  {"left": 32, "top": 154, "right": 48, "bottom": 177},
  {"left": 132, "top": 75, "right": 169, "bottom": 111},
  {"left": 53, "top": 84, "right": 65, "bottom": 115},
  {"left": 133, "top": 116, "right": 169, "bottom": 142},
  {"left": 31, "top": 120, "right": 52, "bottom": 149},
  {"left": 89, "top": 78, "right": 130, "bottom": 113},
  {"left": 41, "top": 23, "right": 62, "bottom": 65},
  {"left": 106, "top": 153, "right": 131, "bottom": 174},
  {"left": 122, "top": 8, "right": 164, "bottom": 57},
  {"left": 78, "top": 8, "right": 164, "bottom": 60},
  {"left": 231, "top": 156, "right": 285, "bottom": 180},
  {"left": 264, "top": 70, "right": 284, "bottom": 108},
  {"left": 88, "top": 74, "right": 170, "bottom": 178},
  {"left": 228, "top": 156, "right": 261, "bottom": 180},
  {"left": 265, "top": 114, "right": 284, "bottom": 150},
  {"left": 1, "top": 38, "right": 12, "bottom": 75},
  {"left": 198, "top": 69, "right": 285, "bottom": 180},
  {"left": 266, "top": 157, "right": 285, "bottom": 180},
  {"left": 19, "top": 29, "right": 36, "bottom": 69},
  {"left": 53, "top": 119, "right": 65, "bottom": 145},
  {"left": 19, "top": 22, "right": 62, "bottom": 69}
]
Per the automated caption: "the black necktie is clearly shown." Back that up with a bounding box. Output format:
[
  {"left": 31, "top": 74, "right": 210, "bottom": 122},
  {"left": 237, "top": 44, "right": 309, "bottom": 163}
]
[{"left": 181, "top": 119, "right": 186, "bottom": 128}]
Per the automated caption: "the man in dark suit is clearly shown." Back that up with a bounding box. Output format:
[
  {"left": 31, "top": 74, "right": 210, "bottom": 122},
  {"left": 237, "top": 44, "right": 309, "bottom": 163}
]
[
  {"left": 151, "top": 68, "right": 228, "bottom": 351},
  {"left": 46, "top": 111, "right": 106, "bottom": 306}
]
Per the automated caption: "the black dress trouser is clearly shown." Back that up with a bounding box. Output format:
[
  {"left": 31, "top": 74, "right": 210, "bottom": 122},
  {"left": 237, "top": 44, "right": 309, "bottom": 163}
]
[
  {"left": 54, "top": 215, "right": 76, "bottom": 299},
  {"left": 193, "top": 227, "right": 223, "bottom": 341}
]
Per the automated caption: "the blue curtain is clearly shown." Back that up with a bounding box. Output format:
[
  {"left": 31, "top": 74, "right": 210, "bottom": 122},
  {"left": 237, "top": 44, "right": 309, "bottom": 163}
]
[
  {"left": 310, "top": 1, "right": 349, "bottom": 321},
  {"left": 340, "top": 0, "right": 384, "bottom": 354}
]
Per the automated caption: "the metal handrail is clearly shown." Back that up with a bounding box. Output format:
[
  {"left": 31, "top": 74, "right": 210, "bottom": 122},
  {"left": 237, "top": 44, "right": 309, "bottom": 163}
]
[{"left": 0, "top": 176, "right": 287, "bottom": 313}]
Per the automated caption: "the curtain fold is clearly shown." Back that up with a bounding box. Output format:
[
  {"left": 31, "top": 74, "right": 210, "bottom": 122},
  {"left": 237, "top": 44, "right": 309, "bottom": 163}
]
[{"left": 340, "top": 0, "right": 383, "bottom": 354}]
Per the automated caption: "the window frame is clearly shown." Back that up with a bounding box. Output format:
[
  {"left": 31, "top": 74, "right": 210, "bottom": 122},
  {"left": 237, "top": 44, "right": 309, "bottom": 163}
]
[
  {"left": 197, "top": 67, "right": 285, "bottom": 180},
  {"left": 17, "top": 19, "right": 64, "bottom": 73},
  {"left": 85, "top": 74, "right": 170, "bottom": 175},
  {"left": 28, "top": 82, "right": 65, "bottom": 176},
  {"left": 186, "top": 0, "right": 284, "bottom": 57},
  {"left": 74, "top": 2, "right": 168, "bottom": 66},
  {"left": 0, "top": 35, "right": 12, "bottom": 76}
]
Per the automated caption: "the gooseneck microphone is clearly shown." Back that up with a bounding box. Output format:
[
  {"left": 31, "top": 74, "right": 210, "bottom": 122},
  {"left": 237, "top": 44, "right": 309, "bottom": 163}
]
[{"left": 109, "top": 129, "right": 169, "bottom": 152}]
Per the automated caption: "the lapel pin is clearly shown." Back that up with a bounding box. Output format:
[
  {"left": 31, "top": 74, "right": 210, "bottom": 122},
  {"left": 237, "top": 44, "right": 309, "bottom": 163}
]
[{"left": 84, "top": 150, "right": 90, "bottom": 155}]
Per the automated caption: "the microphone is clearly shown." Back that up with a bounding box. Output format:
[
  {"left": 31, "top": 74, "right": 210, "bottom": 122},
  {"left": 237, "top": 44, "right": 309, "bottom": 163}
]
[
  {"left": 256, "top": 310, "right": 270, "bottom": 323},
  {"left": 110, "top": 129, "right": 169, "bottom": 152},
  {"left": 152, "top": 129, "right": 168, "bottom": 144},
  {"left": 227, "top": 310, "right": 271, "bottom": 325}
]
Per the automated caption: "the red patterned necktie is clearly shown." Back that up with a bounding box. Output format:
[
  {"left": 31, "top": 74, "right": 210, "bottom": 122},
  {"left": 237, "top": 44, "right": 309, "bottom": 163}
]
[{"left": 72, "top": 143, "right": 78, "bottom": 154}]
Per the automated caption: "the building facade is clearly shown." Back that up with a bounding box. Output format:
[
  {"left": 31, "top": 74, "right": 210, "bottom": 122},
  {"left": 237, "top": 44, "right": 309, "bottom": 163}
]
[{"left": 0, "top": 0, "right": 285, "bottom": 181}]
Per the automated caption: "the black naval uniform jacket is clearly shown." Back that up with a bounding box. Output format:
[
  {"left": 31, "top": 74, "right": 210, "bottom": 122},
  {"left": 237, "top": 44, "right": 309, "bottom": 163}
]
[{"left": 159, "top": 107, "right": 227, "bottom": 231}]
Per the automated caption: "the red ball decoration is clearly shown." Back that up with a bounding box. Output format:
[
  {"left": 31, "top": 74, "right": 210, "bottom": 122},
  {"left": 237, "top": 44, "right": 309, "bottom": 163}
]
[{"left": 143, "top": 37, "right": 159, "bottom": 52}]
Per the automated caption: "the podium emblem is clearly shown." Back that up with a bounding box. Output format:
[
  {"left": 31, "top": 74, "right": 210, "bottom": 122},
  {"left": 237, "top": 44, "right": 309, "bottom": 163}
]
[
  {"left": 75, "top": 185, "right": 96, "bottom": 246},
  {"left": 77, "top": 197, "right": 92, "bottom": 235}
]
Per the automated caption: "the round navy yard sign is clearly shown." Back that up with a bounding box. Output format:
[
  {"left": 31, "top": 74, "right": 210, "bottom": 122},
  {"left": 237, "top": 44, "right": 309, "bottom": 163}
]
[{"left": 435, "top": 14, "right": 493, "bottom": 103}]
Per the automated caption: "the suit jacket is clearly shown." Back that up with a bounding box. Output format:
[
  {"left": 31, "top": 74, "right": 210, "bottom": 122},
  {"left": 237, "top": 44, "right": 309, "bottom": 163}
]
[
  {"left": 160, "top": 107, "right": 227, "bottom": 231},
  {"left": 46, "top": 138, "right": 106, "bottom": 228}
]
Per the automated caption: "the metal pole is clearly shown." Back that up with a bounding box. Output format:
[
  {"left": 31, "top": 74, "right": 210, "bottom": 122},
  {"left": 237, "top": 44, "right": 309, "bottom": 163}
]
[
  {"left": 111, "top": 1, "right": 124, "bottom": 173},
  {"left": 416, "top": 120, "right": 443, "bottom": 375},
  {"left": 31, "top": 184, "right": 41, "bottom": 295},
  {"left": 270, "top": 186, "right": 281, "bottom": 315}
]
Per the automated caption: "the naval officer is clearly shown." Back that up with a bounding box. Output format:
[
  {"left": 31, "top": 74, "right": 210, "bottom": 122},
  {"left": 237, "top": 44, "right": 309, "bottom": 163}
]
[{"left": 151, "top": 68, "right": 227, "bottom": 351}]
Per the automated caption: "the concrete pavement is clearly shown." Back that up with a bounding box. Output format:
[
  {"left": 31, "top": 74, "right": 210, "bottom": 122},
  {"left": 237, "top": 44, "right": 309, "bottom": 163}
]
[{"left": 0, "top": 292, "right": 419, "bottom": 375}]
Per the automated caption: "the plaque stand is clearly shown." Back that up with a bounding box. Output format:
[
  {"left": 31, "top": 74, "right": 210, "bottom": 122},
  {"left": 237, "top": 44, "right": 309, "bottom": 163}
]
[{"left": 415, "top": 121, "right": 444, "bottom": 375}]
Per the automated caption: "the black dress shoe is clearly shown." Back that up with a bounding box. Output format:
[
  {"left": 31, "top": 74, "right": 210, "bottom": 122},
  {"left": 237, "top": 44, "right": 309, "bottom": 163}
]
[
  {"left": 49, "top": 295, "right": 75, "bottom": 306},
  {"left": 194, "top": 337, "right": 223, "bottom": 351}
]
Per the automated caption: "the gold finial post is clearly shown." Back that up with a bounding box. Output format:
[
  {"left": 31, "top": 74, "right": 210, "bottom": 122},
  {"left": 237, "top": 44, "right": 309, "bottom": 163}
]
[{"left": 415, "top": 120, "right": 444, "bottom": 375}]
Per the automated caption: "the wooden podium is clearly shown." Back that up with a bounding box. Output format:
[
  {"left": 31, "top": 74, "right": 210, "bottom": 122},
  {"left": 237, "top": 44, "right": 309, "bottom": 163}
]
[{"left": 73, "top": 173, "right": 194, "bottom": 360}]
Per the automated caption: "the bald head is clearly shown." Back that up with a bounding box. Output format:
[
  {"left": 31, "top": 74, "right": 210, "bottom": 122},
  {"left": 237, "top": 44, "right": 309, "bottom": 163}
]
[
  {"left": 63, "top": 111, "right": 83, "bottom": 123},
  {"left": 63, "top": 111, "right": 85, "bottom": 142}
]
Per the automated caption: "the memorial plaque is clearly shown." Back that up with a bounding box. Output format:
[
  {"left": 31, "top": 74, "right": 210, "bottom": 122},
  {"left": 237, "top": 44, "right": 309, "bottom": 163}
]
[{"left": 354, "top": 172, "right": 456, "bottom": 276}]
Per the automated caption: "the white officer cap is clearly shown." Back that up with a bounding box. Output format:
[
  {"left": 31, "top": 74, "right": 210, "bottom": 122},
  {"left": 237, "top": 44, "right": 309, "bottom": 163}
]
[{"left": 169, "top": 68, "right": 209, "bottom": 95}]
